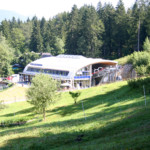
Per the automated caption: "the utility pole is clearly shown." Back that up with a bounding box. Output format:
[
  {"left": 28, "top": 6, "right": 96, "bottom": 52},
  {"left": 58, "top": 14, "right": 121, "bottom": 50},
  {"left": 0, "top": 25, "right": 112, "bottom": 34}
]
[{"left": 137, "top": 20, "right": 140, "bottom": 51}]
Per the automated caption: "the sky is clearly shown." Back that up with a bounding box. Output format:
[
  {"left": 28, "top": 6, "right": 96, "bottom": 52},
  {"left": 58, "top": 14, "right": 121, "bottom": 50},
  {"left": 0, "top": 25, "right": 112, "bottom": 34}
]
[{"left": 0, "top": 0, "right": 136, "bottom": 19}]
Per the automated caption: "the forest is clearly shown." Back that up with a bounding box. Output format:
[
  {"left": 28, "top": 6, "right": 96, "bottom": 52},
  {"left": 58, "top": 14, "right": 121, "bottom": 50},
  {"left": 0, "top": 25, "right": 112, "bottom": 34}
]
[{"left": 0, "top": 0, "right": 150, "bottom": 76}]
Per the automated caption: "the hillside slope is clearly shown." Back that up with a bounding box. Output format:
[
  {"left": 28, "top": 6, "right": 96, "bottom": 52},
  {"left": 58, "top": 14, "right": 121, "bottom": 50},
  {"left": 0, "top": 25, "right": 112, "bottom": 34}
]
[{"left": 0, "top": 81, "right": 150, "bottom": 149}]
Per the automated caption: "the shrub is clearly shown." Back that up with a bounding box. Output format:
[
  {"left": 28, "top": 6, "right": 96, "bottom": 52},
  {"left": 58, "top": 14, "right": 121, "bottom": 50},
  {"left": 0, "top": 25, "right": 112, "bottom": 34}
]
[
  {"left": 69, "top": 91, "right": 81, "bottom": 104},
  {"left": 135, "top": 65, "right": 147, "bottom": 76},
  {"left": 127, "top": 51, "right": 150, "bottom": 75},
  {"left": 128, "top": 77, "right": 150, "bottom": 92}
]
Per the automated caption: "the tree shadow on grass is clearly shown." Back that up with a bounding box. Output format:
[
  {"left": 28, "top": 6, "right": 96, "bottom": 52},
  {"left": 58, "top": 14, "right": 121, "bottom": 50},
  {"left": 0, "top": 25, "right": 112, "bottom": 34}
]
[
  {"left": 0, "top": 107, "right": 35, "bottom": 117},
  {"left": 49, "top": 85, "right": 141, "bottom": 117},
  {"left": 1, "top": 84, "right": 148, "bottom": 149},
  {"left": 1, "top": 107, "right": 150, "bottom": 150},
  {"left": 0, "top": 96, "right": 147, "bottom": 138}
]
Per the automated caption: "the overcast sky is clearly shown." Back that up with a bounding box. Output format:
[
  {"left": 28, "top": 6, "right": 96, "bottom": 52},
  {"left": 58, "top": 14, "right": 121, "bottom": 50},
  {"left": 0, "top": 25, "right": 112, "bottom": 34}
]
[{"left": 0, "top": 0, "right": 136, "bottom": 19}]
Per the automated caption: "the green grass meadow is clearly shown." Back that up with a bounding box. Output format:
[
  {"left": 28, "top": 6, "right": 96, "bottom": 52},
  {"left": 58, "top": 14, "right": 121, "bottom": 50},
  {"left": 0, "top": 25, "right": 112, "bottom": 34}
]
[
  {"left": 0, "top": 81, "right": 150, "bottom": 149},
  {"left": 0, "top": 85, "right": 27, "bottom": 102}
]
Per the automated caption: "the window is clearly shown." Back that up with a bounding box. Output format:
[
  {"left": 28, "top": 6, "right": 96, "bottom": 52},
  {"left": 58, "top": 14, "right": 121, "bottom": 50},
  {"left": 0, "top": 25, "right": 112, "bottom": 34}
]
[{"left": 27, "top": 67, "right": 69, "bottom": 76}]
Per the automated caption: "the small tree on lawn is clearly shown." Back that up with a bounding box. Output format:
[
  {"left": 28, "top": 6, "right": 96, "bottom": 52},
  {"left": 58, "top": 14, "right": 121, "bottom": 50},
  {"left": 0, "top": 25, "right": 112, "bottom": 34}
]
[
  {"left": 69, "top": 91, "right": 81, "bottom": 104},
  {"left": 26, "top": 74, "right": 60, "bottom": 121}
]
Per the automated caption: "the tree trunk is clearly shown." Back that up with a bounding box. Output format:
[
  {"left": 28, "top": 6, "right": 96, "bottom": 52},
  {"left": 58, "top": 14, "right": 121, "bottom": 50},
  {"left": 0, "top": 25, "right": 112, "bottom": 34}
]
[{"left": 74, "top": 99, "right": 77, "bottom": 104}]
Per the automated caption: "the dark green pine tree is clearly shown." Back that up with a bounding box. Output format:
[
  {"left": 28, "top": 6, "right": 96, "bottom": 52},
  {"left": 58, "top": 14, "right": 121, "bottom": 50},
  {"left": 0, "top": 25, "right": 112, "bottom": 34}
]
[
  {"left": 10, "top": 17, "right": 18, "bottom": 29},
  {"left": 97, "top": 3, "right": 116, "bottom": 58},
  {"left": 77, "top": 5, "right": 104, "bottom": 57},
  {"left": 30, "top": 18, "right": 43, "bottom": 52},
  {"left": 44, "top": 20, "right": 56, "bottom": 53},
  {"left": 40, "top": 17, "right": 47, "bottom": 49},
  {"left": 114, "top": 0, "right": 127, "bottom": 58},
  {"left": 137, "top": 0, "right": 149, "bottom": 51},
  {"left": 126, "top": 2, "right": 139, "bottom": 52},
  {"left": 52, "top": 12, "right": 69, "bottom": 41},
  {"left": 0, "top": 20, "right": 11, "bottom": 42},
  {"left": 145, "top": 4, "right": 150, "bottom": 37},
  {"left": 65, "top": 5, "right": 80, "bottom": 54}
]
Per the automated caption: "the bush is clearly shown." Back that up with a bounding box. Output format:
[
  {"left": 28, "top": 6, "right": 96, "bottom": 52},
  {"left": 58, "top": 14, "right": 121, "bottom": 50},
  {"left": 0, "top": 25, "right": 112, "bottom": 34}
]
[
  {"left": 127, "top": 51, "right": 150, "bottom": 75},
  {"left": 128, "top": 52, "right": 150, "bottom": 67},
  {"left": 135, "top": 65, "right": 147, "bottom": 76},
  {"left": 128, "top": 77, "right": 150, "bottom": 92}
]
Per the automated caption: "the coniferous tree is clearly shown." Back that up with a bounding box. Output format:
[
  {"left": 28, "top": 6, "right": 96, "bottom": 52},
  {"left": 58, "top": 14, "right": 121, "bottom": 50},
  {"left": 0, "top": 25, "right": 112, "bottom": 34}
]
[
  {"left": 11, "top": 28, "right": 25, "bottom": 54},
  {"left": 40, "top": 17, "right": 47, "bottom": 49},
  {"left": 44, "top": 20, "right": 56, "bottom": 53},
  {"left": 30, "top": 18, "right": 43, "bottom": 52},
  {"left": 114, "top": 0, "right": 127, "bottom": 57},
  {"left": 98, "top": 3, "right": 115, "bottom": 58},
  {"left": 65, "top": 5, "right": 80, "bottom": 54},
  {"left": 10, "top": 17, "right": 18, "bottom": 29},
  {"left": 0, "top": 1, "right": 150, "bottom": 60},
  {"left": 77, "top": 5, "right": 104, "bottom": 57},
  {"left": 0, "top": 20, "right": 11, "bottom": 41},
  {"left": 145, "top": 5, "right": 150, "bottom": 36},
  {"left": 20, "top": 21, "right": 33, "bottom": 50},
  {"left": 126, "top": 3, "right": 139, "bottom": 52},
  {"left": 52, "top": 12, "right": 69, "bottom": 41}
]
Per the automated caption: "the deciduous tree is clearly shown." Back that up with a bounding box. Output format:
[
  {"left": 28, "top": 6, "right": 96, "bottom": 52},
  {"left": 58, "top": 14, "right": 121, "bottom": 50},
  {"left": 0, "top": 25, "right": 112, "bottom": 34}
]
[
  {"left": 27, "top": 74, "right": 60, "bottom": 121},
  {"left": 0, "top": 33, "right": 13, "bottom": 76},
  {"left": 69, "top": 91, "right": 81, "bottom": 104}
]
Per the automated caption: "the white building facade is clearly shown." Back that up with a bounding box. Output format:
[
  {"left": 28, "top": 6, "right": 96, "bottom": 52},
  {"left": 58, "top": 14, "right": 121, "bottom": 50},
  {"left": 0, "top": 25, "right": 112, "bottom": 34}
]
[{"left": 19, "top": 55, "right": 117, "bottom": 89}]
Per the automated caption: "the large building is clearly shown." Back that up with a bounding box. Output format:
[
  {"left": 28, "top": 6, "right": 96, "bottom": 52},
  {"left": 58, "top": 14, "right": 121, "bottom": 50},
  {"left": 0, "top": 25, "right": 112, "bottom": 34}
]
[{"left": 19, "top": 55, "right": 117, "bottom": 89}]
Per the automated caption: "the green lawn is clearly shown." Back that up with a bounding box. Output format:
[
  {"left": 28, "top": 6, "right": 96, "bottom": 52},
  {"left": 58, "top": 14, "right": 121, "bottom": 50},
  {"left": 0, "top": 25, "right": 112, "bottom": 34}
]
[
  {"left": 0, "top": 81, "right": 150, "bottom": 150},
  {"left": 0, "top": 85, "right": 27, "bottom": 102}
]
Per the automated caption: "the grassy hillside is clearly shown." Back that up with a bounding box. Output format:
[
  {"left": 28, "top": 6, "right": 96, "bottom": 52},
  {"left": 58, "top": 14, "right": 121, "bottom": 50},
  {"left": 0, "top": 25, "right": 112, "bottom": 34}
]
[
  {"left": 0, "top": 85, "right": 27, "bottom": 102},
  {"left": 0, "top": 81, "right": 150, "bottom": 150},
  {"left": 115, "top": 55, "right": 130, "bottom": 65}
]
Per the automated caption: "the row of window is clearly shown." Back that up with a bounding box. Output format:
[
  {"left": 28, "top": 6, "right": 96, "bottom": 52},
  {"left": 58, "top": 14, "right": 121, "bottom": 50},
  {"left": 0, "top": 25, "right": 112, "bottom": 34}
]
[{"left": 27, "top": 67, "right": 69, "bottom": 76}]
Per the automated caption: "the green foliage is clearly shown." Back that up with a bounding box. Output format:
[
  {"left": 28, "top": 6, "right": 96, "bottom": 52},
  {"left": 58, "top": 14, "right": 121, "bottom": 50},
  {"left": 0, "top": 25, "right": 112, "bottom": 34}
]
[
  {"left": 127, "top": 51, "right": 150, "bottom": 75},
  {"left": 115, "top": 54, "right": 131, "bottom": 65},
  {"left": 66, "top": 5, "right": 104, "bottom": 57},
  {"left": 30, "top": 18, "right": 43, "bottom": 52},
  {"left": 128, "top": 76, "right": 150, "bottom": 91},
  {"left": 135, "top": 65, "right": 147, "bottom": 75},
  {"left": 10, "top": 28, "right": 25, "bottom": 54},
  {"left": 27, "top": 74, "right": 60, "bottom": 120},
  {"left": 52, "top": 37, "right": 65, "bottom": 55},
  {"left": 69, "top": 91, "right": 81, "bottom": 104},
  {"left": 18, "top": 51, "right": 40, "bottom": 68},
  {"left": 0, "top": 117, "right": 30, "bottom": 127},
  {"left": 143, "top": 36, "right": 150, "bottom": 52},
  {"left": 0, "top": 33, "right": 14, "bottom": 76},
  {"left": 0, "top": 20, "right": 11, "bottom": 41},
  {"left": 0, "top": 1, "right": 150, "bottom": 59}
]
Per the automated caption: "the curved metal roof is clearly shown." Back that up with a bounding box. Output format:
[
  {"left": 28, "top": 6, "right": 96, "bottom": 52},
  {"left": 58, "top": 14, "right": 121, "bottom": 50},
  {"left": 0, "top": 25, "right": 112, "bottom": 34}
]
[{"left": 23, "top": 55, "right": 117, "bottom": 78}]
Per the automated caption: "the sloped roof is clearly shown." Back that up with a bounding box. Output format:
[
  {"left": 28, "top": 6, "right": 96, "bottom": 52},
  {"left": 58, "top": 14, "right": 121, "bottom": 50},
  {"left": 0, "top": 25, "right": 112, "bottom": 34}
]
[{"left": 24, "top": 54, "right": 117, "bottom": 73}]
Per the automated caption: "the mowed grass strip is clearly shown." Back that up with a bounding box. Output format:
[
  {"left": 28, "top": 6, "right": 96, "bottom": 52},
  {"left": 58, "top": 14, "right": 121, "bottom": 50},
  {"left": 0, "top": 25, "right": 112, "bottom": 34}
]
[
  {"left": 0, "top": 81, "right": 150, "bottom": 150},
  {"left": 0, "top": 85, "right": 27, "bottom": 102}
]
